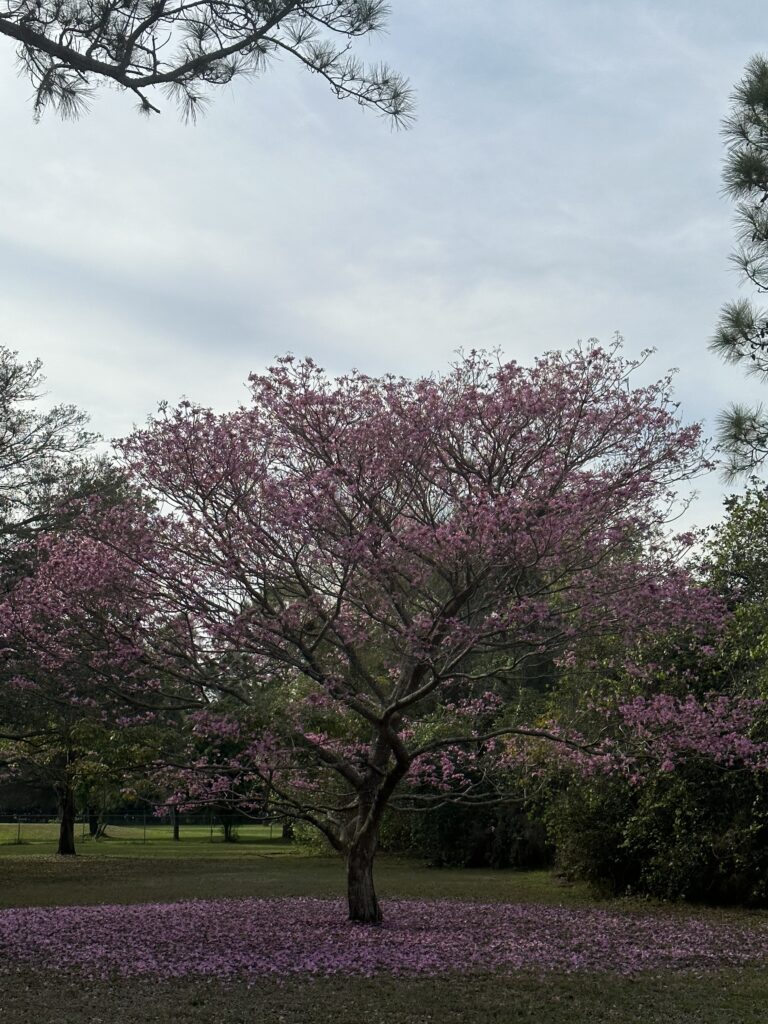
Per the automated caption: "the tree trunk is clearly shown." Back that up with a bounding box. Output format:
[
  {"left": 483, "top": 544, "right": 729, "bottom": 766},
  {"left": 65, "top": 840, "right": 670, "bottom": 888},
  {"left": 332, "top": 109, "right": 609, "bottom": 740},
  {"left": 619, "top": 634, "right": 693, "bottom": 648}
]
[
  {"left": 281, "top": 820, "right": 294, "bottom": 842},
  {"left": 220, "top": 813, "right": 237, "bottom": 843},
  {"left": 171, "top": 805, "right": 180, "bottom": 842},
  {"left": 57, "top": 783, "right": 76, "bottom": 857},
  {"left": 346, "top": 834, "right": 381, "bottom": 924},
  {"left": 87, "top": 805, "right": 98, "bottom": 838}
]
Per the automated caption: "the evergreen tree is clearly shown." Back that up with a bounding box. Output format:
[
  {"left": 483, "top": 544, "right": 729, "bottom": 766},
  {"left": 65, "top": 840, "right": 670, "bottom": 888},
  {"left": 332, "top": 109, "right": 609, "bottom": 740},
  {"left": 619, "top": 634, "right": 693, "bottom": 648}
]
[
  {"left": 712, "top": 56, "right": 768, "bottom": 477},
  {"left": 0, "top": 0, "right": 413, "bottom": 123}
]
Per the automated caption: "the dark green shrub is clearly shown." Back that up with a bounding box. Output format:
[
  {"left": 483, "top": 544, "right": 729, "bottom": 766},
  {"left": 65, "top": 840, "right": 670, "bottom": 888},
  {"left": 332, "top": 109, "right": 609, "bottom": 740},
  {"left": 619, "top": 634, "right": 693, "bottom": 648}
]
[
  {"left": 544, "top": 762, "right": 768, "bottom": 905},
  {"left": 542, "top": 777, "right": 639, "bottom": 895}
]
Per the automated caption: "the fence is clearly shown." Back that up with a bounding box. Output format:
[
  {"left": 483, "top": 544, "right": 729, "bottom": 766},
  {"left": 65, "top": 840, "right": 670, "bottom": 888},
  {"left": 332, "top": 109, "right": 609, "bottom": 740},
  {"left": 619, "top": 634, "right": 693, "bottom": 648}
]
[{"left": 0, "top": 813, "right": 287, "bottom": 846}]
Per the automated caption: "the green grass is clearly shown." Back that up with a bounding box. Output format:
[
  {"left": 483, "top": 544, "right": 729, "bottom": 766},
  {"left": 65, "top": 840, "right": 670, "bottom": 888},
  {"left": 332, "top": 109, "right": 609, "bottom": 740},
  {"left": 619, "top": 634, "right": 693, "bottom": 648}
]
[
  {"left": 3, "top": 967, "right": 768, "bottom": 1024},
  {"left": 0, "top": 820, "right": 285, "bottom": 849},
  {"left": 0, "top": 848, "right": 600, "bottom": 908},
  {"left": 1, "top": 839, "right": 766, "bottom": 1023}
]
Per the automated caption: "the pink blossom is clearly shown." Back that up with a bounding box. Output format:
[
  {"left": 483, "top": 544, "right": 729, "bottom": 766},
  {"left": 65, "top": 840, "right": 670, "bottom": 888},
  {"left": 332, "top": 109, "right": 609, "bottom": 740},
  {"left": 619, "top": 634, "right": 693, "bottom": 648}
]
[{"left": 0, "top": 898, "right": 765, "bottom": 979}]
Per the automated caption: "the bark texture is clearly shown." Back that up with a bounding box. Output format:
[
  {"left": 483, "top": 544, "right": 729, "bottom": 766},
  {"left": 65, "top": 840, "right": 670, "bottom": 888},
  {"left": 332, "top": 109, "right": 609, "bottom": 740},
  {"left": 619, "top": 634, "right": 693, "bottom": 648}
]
[
  {"left": 57, "top": 783, "right": 76, "bottom": 856},
  {"left": 346, "top": 835, "right": 381, "bottom": 924}
]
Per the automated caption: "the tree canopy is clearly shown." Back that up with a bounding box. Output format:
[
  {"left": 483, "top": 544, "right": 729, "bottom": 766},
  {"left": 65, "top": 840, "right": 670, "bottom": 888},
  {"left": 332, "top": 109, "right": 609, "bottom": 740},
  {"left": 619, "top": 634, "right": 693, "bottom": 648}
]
[{"left": 0, "top": 0, "right": 413, "bottom": 123}]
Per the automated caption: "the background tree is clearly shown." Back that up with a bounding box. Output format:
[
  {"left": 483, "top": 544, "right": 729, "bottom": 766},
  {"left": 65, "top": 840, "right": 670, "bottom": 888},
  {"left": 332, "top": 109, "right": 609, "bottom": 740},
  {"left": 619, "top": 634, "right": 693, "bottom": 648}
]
[
  {"left": 534, "top": 487, "right": 768, "bottom": 904},
  {"left": 711, "top": 55, "right": 768, "bottom": 477},
  {"left": 0, "top": 0, "right": 413, "bottom": 123},
  {"left": 699, "top": 479, "right": 768, "bottom": 694},
  {"left": 0, "top": 711, "right": 165, "bottom": 854},
  {"left": 0, "top": 347, "right": 98, "bottom": 567},
  {"left": 0, "top": 523, "right": 171, "bottom": 855},
  {"left": 147, "top": 701, "right": 272, "bottom": 843},
  {"left": 0, "top": 346, "right": 157, "bottom": 853}
]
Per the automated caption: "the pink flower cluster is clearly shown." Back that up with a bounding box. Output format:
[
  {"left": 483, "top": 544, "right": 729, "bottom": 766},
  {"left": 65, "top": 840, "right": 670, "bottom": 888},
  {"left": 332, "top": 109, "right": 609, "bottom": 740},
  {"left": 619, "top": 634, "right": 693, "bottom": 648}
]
[
  {"left": 513, "top": 694, "right": 768, "bottom": 783},
  {"left": 188, "top": 711, "right": 243, "bottom": 740},
  {"left": 617, "top": 694, "right": 768, "bottom": 770},
  {"left": 443, "top": 692, "right": 505, "bottom": 718},
  {"left": 0, "top": 898, "right": 766, "bottom": 980},
  {"left": 407, "top": 744, "right": 493, "bottom": 791}
]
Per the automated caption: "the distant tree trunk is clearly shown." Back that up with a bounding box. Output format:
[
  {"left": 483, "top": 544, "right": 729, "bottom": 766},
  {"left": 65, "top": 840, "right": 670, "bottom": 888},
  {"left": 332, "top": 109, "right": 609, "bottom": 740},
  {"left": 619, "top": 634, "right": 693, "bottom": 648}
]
[
  {"left": 171, "top": 804, "right": 180, "bottom": 842},
  {"left": 57, "top": 783, "right": 76, "bottom": 856},
  {"left": 87, "top": 805, "right": 98, "bottom": 838},
  {"left": 218, "top": 809, "right": 237, "bottom": 843},
  {"left": 281, "top": 820, "right": 294, "bottom": 842},
  {"left": 346, "top": 830, "right": 380, "bottom": 924}
]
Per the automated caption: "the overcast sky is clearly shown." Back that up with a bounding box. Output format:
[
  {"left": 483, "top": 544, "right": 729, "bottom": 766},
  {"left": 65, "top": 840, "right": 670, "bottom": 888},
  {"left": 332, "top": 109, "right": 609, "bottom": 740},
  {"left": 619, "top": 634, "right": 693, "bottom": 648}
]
[{"left": 1, "top": 0, "right": 766, "bottom": 528}]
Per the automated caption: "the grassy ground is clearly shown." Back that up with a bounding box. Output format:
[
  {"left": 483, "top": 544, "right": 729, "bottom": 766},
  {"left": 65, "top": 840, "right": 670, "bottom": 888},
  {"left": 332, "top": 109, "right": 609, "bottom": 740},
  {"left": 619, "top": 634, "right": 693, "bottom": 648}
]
[
  {"left": 1, "top": 838, "right": 766, "bottom": 1023},
  {"left": 0, "top": 848, "right": 605, "bottom": 909},
  {"left": 0, "top": 820, "right": 283, "bottom": 848},
  {"left": 4, "top": 969, "right": 768, "bottom": 1024}
]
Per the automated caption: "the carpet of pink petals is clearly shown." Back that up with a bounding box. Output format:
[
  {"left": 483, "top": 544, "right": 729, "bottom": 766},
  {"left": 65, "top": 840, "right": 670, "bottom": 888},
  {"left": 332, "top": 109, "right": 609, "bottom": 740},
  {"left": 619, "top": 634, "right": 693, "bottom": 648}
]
[{"left": 1, "top": 898, "right": 766, "bottom": 980}]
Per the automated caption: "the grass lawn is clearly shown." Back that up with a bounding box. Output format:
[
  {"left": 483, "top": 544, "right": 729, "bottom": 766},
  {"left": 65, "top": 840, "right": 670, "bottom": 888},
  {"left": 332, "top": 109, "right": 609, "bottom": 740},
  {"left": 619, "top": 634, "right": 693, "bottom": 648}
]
[
  {"left": 1, "top": 839, "right": 766, "bottom": 1024},
  {"left": 4, "top": 967, "right": 768, "bottom": 1024},
  {"left": 0, "top": 820, "right": 285, "bottom": 848}
]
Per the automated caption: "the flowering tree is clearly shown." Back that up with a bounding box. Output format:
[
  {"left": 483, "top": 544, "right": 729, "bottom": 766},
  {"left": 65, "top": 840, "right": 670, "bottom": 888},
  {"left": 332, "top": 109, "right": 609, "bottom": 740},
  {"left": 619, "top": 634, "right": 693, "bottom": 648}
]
[
  {"left": 75, "top": 342, "right": 723, "bottom": 923},
  {"left": 0, "top": 526, "right": 177, "bottom": 854},
  {"left": 0, "top": 348, "right": 143, "bottom": 854}
]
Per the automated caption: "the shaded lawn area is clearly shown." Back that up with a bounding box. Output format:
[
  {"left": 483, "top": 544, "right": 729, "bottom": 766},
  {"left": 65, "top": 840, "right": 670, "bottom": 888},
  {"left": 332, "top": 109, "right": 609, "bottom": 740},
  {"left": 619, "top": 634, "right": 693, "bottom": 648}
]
[
  {"left": 3, "top": 968, "right": 768, "bottom": 1024},
  {"left": 1, "top": 847, "right": 766, "bottom": 1023},
  {"left": 0, "top": 847, "right": 602, "bottom": 909}
]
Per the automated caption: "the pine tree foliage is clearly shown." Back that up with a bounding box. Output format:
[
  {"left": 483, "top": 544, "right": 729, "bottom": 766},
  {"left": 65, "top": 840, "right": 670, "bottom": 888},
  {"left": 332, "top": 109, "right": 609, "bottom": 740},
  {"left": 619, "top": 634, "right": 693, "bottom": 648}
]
[
  {"left": 712, "top": 55, "right": 768, "bottom": 477},
  {"left": 0, "top": 348, "right": 95, "bottom": 561},
  {"left": 0, "top": 0, "right": 413, "bottom": 123}
]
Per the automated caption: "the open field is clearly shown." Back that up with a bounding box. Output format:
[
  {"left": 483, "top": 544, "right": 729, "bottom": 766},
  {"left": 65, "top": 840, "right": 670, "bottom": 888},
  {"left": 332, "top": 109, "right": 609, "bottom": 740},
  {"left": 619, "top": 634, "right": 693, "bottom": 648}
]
[
  {"left": 0, "top": 820, "right": 284, "bottom": 848},
  {"left": 1, "top": 843, "right": 766, "bottom": 1024}
]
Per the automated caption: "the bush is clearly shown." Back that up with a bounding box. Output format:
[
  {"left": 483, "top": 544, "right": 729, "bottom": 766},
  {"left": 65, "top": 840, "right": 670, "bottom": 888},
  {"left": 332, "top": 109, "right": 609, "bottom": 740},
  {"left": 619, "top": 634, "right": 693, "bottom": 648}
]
[
  {"left": 543, "top": 761, "right": 768, "bottom": 905},
  {"left": 542, "top": 778, "right": 637, "bottom": 895}
]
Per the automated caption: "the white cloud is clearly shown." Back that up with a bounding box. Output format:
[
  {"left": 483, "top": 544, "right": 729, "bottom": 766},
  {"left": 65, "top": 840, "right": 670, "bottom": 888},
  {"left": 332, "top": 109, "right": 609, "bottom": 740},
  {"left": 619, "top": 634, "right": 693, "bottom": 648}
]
[{"left": 2, "top": 0, "right": 768, "bottom": 529}]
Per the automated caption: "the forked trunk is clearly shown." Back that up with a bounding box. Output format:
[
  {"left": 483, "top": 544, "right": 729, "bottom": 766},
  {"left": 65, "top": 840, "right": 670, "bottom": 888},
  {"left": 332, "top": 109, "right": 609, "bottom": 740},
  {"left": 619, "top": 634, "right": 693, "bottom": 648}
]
[
  {"left": 57, "top": 783, "right": 76, "bottom": 857},
  {"left": 346, "top": 834, "right": 381, "bottom": 924}
]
